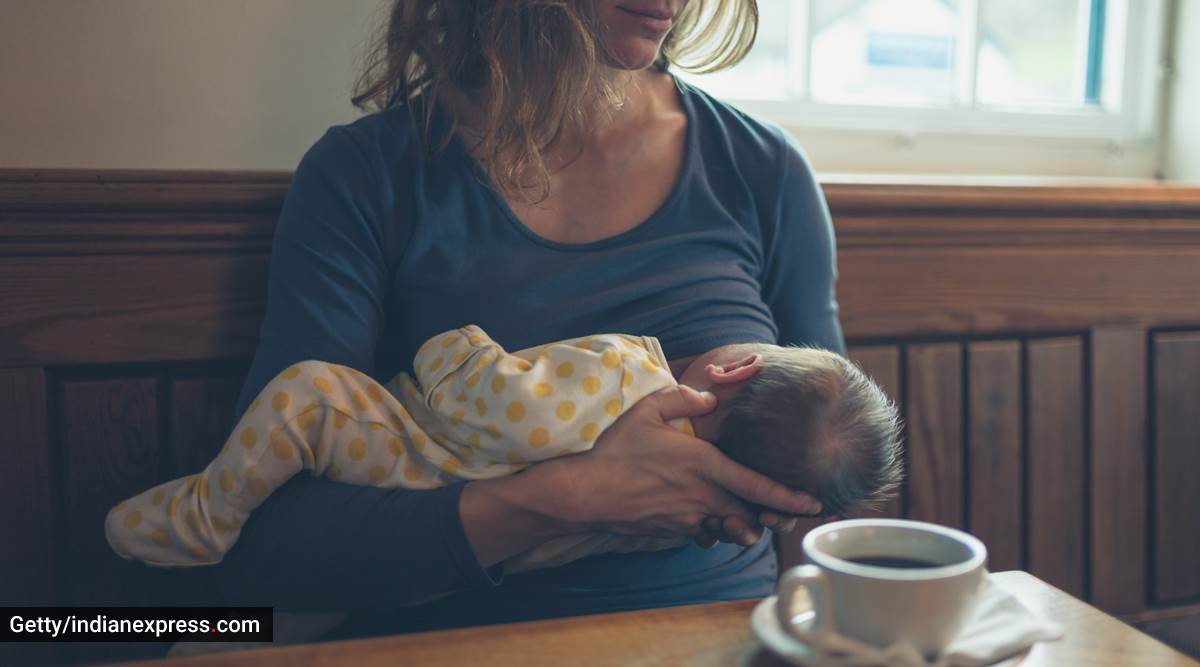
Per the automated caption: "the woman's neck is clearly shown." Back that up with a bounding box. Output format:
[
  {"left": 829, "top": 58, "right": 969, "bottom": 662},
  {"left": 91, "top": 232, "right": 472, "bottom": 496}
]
[{"left": 446, "top": 67, "right": 674, "bottom": 161}]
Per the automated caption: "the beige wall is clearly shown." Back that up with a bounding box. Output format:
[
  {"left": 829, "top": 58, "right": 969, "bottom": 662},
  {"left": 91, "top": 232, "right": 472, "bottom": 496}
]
[
  {"left": 1164, "top": 0, "right": 1200, "bottom": 181},
  {"left": 0, "top": 0, "right": 381, "bottom": 170}
]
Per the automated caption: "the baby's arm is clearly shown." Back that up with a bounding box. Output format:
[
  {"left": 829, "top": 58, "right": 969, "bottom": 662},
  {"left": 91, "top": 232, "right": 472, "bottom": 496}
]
[{"left": 412, "top": 325, "right": 679, "bottom": 467}]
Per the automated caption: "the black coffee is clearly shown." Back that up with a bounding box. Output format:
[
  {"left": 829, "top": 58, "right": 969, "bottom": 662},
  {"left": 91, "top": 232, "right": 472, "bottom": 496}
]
[{"left": 843, "top": 555, "right": 943, "bottom": 569}]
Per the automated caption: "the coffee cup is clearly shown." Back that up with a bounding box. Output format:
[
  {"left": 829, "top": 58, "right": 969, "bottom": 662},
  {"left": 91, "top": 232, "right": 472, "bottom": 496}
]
[{"left": 776, "top": 518, "right": 987, "bottom": 656}]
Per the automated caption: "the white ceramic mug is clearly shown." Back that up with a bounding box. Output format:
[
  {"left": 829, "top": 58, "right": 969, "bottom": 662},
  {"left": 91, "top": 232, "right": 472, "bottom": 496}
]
[{"left": 776, "top": 518, "right": 987, "bottom": 657}]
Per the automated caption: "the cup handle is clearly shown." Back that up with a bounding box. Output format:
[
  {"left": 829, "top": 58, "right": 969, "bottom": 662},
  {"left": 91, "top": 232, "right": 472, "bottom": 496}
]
[{"left": 776, "top": 564, "right": 836, "bottom": 642}]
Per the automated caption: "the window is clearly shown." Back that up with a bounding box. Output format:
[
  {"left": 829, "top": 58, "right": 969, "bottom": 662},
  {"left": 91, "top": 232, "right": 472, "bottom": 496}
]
[{"left": 680, "top": 0, "right": 1169, "bottom": 177}]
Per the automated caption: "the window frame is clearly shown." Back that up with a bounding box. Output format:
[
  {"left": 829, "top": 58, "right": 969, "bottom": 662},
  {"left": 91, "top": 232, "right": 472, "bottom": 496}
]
[{"left": 689, "top": 0, "right": 1169, "bottom": 149}]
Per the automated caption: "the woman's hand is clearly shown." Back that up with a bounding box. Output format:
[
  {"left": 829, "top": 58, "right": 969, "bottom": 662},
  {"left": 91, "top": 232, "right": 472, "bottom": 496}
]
[
  {"left": 459, "top": 384, "right": 820, "bottom": 567},
  {"left": 536, "top": 385, "right": 819, "bottom": 540}
]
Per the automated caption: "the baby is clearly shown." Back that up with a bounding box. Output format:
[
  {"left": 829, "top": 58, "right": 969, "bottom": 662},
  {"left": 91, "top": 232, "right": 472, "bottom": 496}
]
[{"left": 106, "top": 325, "right": 901, "bottom": 572}]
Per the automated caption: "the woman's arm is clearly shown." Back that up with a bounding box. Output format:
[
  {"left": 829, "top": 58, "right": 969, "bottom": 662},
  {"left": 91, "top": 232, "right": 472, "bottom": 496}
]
[
  {"left": 761, "top": 132, "right": 847, "bottom": 355},
  {"left": 218, "top": 127, "right": 508, "bottom": 610}
]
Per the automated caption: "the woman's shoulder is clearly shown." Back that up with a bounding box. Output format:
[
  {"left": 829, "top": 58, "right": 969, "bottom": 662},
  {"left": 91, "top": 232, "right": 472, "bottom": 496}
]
[
  {"left": 676, "top": 77, "right": 813, "bottom": 181},
  {"left": 298, "top": 104, "right": 432, "bottom": 177}
]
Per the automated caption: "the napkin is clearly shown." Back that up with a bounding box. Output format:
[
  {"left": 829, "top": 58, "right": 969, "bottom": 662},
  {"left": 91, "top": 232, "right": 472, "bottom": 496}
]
[{"left": 789, "top": 574, "right": 1064, "bottom": 667}]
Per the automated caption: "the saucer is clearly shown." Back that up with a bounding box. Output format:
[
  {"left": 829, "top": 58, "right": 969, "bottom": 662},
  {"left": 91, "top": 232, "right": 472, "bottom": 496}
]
[{"left": 751, "top": 593, "right": 846, "bottom": 667}]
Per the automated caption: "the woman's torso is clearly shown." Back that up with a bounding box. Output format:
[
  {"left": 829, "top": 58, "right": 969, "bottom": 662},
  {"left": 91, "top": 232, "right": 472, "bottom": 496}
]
[{"left": 326, "top": 77, "right": 819, "bottom": 629}]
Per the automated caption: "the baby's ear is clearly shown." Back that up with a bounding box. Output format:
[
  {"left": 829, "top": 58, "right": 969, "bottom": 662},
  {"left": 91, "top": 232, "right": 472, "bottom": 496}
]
[{"left": 706, "top": 353, "right": 763, "bottom": 385}]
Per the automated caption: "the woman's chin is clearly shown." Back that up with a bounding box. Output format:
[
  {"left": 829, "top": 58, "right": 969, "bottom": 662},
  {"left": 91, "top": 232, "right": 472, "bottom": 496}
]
[{"left": 605, "top": 40, "right": 666, "bottom": 71}]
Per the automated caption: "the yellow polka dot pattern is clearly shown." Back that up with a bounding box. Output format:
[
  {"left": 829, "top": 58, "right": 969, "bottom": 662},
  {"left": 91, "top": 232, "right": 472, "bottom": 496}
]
[
  {"left": 506, "top": 401, "right": 526, "bottom": 423},
  {"left": 580, "top": 422, "right": 601, "bottom": 442},
  {"left": 582, "top": 375, "right": 601, "bottom": 395},
  {"left": 556, "top": 401, "right": 576, "bottom": 421},
  {"left": 219, "top": 469, "right": 236, "bottom": 492},
  {"left": 528, "top": 428, "right": 550, "bottom": 448}
]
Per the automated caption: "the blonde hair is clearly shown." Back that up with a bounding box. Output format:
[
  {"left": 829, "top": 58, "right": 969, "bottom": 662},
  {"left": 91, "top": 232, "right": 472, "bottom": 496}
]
[{"left": 352, "top": 1, "right": 759, "bottom": 203}]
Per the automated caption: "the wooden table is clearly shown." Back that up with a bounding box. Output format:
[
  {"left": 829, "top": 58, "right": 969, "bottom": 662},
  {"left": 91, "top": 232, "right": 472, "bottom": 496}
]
[{"left": 123, "top": 571, "right": 1195, "bottom": 666}]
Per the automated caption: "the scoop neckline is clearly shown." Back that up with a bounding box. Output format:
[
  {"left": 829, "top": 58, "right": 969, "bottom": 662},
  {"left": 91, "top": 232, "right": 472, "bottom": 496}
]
[{"left": 451, "top": 74, "right": 699, "bottom": 253}]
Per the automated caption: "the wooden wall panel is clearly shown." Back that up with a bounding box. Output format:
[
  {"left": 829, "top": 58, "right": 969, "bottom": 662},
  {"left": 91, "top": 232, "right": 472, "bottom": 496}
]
[
  {"left": 0, "top": 254, "right": 269, "bottom": 367},
  {"left": 1152, "top": 331, "right": 1200, "bottom": 604},
  {"left": 171, "top": 375, "right": 246, "bottom": 477},
  {"left": 837, "top": 249, "right": 1200, "bottom": 339},
  {"left": 905, "top": 344, "right": 963, "bottom": 529},
  {"left": 967, "top": 341, "right": 1023, "bottom": 572},
  {"left": 60, "top": 377, "right": 162, "bottom": 606},
  {"left": 1090, "top": 327, "right": 1148, "bottom": 614},
  {"left": 0, "top": 368, "right": 54, "bottom": 604},
  {"left": 1026, "top": 337, "right": 1087, "bottom": 599},
  {"left": 847, "top": 345, "right": 904, "bottom": 518}
]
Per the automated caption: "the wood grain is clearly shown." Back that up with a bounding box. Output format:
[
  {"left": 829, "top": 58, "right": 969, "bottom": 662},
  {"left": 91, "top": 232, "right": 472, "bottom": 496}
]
[
  {"left": 1152, "top": 331, "right": 1200, "bottom": 604},
  {"left": 113, "top": 572, "right": 1196, "bottom": 667},
  {"left": 836, "top": 249, "right": 1200, "bottom": 339},
  {"left": 0, "top": 254, "right": 269, "bottom": 367},
  {"left": 60, "top": 377, "right": 177, "bottom": 664},
  {"left": 967, "top": 341, "right": 1023, "bottom": 572},
  {"left": 0, "top": 368, "right": 54, "bottom": 604},
  {"left": 0, "top": 169, "right": 289, "bottom": 212},
  {"left": 60, "top": 377, "right": 162, "bottom": 606},
  {"left": 847, "top": 345, "right": 904, "bottom": 519},
  {"left": 905, "top": 344, "right": 964, "bottom": 529},
  {"left": 1090, "top": 327, "right": 1148, "bottom": 615},
  {"left": 171, "top": 375, "right": 246, "bottom": 476},
  {"left": 821, "top": 179, "right": 1200, "bottom": 214},
  {"left": 1026, "top": 337, "right": 1087, "bottom": 599}
]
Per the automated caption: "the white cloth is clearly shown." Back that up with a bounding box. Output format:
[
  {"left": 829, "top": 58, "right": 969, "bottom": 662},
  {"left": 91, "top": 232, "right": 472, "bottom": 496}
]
[{"left": 791, "top": 575, "right": 1064, "bottom": 667}]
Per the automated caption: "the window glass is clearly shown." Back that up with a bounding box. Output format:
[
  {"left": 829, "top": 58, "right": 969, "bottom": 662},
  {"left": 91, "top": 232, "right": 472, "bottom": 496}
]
[{"left": 811, "top": 0, "right": 960, "bottom": 106}]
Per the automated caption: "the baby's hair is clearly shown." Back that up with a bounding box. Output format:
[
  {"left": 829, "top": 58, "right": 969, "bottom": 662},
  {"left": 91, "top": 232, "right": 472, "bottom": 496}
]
[{"left": 716, "top": 346, "right": 903, "bottom": 518}]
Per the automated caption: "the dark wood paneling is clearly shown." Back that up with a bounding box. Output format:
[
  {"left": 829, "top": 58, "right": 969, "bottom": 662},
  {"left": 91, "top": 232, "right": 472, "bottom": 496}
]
[
  {"left": 822, "top": 180, "right": 1200, "bottom": 214},
  {"left": 1026, "top": 337, "right": 1087, "bottom": 599},
  {"left": 847, "top": 345, "right": 904, "bottom": 518},
  {"left": 905, "top": 343, "right": 963, "bottom": 529},
  {"left": 0, "top": 368, "right": 54, "bottom": 603},
  {"left": 837, "top": 249, "right": 1200, "bottom": 339},
  {"left": 967, "top": 341, "right": 1023, "bottom": 572},
  {"left": 1090, "top": 327, "right": 1148, "bottom": 614},
  {"left": 60, "top": 377, "right": 162, "bottom": 606},
  {"left": 0, "top": 255, "right": 269, "bottom": 367},
  {"left": 171, "top": 375, "right": 246, "bottom": 476},
  {"left": 0, "top": 169, "right": 289, "bottom": 212},
  {"left": 1153, "top": 331, "right": 1200, "bottom": 604},
  {"left": 59, "top": 376, "right": 177, "bottom": 664}
]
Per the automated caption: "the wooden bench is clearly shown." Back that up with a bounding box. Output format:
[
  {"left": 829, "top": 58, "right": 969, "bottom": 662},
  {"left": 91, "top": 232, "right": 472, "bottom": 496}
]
[{"left": 3, "top": 170, "right": 1199, "bottom": 663}]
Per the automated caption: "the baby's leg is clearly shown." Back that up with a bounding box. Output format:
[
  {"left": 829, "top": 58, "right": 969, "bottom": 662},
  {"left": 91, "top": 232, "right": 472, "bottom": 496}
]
[{"left": 105, "top": 361, "right": 448, "bottom": 567}]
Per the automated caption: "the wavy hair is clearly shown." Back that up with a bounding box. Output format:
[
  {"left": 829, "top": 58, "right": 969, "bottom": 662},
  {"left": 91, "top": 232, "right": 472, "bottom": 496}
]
[{"left": 352, "top": 0, "right": 759, "bottom": 202}]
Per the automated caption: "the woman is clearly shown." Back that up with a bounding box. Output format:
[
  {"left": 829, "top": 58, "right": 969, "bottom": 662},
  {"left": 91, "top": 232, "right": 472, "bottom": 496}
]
[{"left": 218, "top": 0, "right": 843, "bottom": 634}]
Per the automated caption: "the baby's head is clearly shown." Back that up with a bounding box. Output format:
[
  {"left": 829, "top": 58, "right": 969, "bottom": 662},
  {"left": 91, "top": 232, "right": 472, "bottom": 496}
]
[{"left": 680, "top": 344, "right": 903, "bottom": 517}]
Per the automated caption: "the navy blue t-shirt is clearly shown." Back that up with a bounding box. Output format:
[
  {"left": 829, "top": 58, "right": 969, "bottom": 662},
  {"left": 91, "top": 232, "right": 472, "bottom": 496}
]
[{"left": 217, "top": 76, "right": 844, "bottom": 630}]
